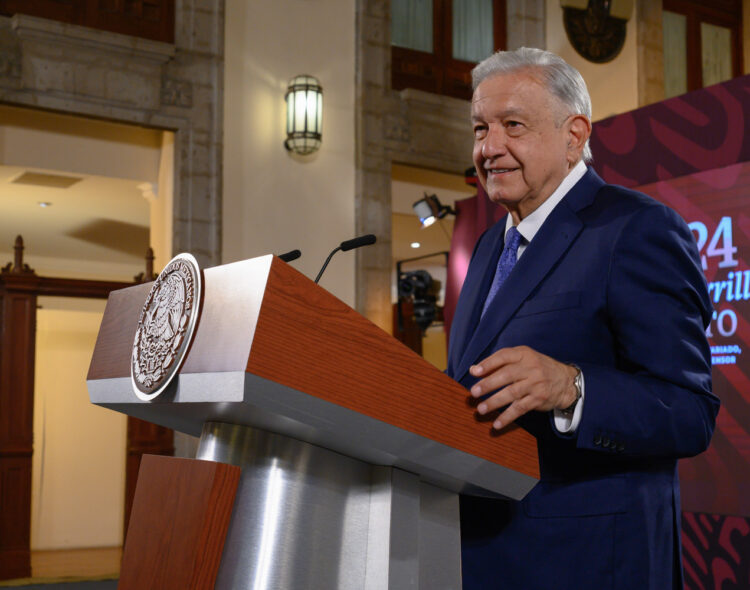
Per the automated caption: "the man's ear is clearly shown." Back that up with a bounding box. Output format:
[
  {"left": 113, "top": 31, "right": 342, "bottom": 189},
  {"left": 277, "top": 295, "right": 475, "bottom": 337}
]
[{"left": 566, "top": 114, "right": 591, "bottom": 161}]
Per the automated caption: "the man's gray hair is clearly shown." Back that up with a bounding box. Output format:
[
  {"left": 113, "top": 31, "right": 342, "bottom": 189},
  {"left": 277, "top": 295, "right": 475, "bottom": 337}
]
[{"left": 472, "top": 47, "right": 593, "bottom": 162}]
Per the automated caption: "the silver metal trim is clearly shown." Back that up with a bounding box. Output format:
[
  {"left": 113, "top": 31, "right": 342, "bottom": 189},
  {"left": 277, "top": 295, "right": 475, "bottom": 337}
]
[{"left": 88, "top": 372, "right": 538, "bottom": 500}]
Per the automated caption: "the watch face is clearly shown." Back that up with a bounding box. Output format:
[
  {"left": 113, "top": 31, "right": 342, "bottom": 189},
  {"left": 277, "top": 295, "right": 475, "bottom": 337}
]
[{"left": 131, "top": 253, "right": 203, "bottom": 401}]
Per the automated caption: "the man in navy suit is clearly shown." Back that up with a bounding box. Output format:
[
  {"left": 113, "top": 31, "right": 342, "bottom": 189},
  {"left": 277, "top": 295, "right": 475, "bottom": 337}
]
[{"left": 447, "top": 48, "right": 719, "bottom": 589}]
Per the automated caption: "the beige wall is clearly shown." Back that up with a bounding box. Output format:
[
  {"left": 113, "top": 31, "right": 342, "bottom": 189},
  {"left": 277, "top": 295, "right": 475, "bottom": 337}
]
[
  {"left": 546, "top": 1, "right": 640, "bottom": 121},
  {"left": 222, "top": 0, "right": 356, "bottom": 306},
  {"left": 32, "top": 298, "right": 126, "bottom": 550}
]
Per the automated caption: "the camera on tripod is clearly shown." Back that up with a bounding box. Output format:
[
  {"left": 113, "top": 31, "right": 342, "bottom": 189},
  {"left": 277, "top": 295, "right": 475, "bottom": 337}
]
[{"left": 397, "top": 269, "right": 441, "bottom": 332}]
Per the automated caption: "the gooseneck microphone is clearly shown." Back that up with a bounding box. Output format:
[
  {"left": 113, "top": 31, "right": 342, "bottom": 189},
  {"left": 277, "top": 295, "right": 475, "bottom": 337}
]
[
  {"left": 314, "top": 234, "right": 377, "bottom": 284},
  {"left": 339, "top": 234, "right": 376, "bottom": 252},
  {"left": 278, "top": 249, "right": 301, "bottom": 263}
]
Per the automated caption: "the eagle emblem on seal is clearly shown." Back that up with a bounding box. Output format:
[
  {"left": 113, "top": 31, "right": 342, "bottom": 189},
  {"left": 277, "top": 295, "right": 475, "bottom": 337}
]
[{"left": 131, "top": 253, "right": 202, "bottom": 400}]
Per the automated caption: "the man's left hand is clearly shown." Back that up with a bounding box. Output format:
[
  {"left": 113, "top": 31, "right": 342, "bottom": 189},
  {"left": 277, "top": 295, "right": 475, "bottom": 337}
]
[{"left": 469, "top": 346, "right": 578, "bottom": 429}]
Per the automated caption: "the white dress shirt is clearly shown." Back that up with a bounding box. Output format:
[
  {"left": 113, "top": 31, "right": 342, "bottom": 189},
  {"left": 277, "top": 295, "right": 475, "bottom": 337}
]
[{"left": 502, "top": 160, "right": 587, "bottom": 433}]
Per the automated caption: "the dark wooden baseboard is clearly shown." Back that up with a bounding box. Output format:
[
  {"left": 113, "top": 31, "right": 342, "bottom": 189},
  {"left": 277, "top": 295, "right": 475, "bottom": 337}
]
[{"left": 0, "top": 548, "right": 30, "bottom": 580}]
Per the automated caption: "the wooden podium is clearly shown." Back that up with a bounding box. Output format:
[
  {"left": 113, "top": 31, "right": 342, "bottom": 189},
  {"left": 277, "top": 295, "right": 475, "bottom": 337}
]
[{"left": 87, "top": 255, "right": 538, "bottom": 589}]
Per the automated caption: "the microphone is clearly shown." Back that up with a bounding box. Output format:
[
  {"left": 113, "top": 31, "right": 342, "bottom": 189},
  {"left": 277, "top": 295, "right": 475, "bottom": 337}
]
[
  {"left": 278, "top": 249, "right": 301, "bottom": 263},
  {"left": 315, "top": 234, "right": 377, "bottom": 284},
  {"left": 340, "top": 234, "right": 376, "bottom": 252}
]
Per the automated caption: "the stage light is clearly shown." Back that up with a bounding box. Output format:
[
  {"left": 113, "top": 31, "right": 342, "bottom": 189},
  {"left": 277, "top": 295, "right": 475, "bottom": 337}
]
[{"left": 412, "top": 194, "right": 455, "bottom": 227}]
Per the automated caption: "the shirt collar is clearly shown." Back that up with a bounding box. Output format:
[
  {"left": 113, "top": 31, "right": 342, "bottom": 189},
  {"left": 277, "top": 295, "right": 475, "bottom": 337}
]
[{"left": 504, "top": 160, "right": 588, "bottom": 243}]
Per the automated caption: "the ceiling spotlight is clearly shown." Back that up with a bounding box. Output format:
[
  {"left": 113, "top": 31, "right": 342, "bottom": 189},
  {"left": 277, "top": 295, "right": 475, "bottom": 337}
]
[
  {"left": 410, "top": 242, "right": 421, "bottom": 249},
  {"left": 38, "top": 202, "right": 52, "bottom": 208},
  {"left": 412, "top": 193, "right": 455, "bottom": 228}
]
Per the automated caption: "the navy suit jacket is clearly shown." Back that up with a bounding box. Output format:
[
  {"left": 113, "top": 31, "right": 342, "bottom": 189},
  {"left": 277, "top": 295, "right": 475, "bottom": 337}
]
[{"left": 447, "top": 168, "right": 719, "bottom": 590}]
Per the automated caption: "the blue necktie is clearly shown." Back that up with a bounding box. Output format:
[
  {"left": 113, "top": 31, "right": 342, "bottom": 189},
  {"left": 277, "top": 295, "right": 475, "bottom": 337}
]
[{"left": 481, "top": 226, "right": 522, "bottom": 318}]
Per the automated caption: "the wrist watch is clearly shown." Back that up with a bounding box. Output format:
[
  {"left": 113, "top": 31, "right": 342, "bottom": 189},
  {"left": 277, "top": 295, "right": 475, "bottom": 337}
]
[{"left": 561, "top": 364, "right": 582, "bottom": 416}]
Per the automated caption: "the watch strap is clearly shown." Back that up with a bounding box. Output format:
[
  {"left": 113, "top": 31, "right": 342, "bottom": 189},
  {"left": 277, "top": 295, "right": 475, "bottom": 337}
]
[{"left": 561, "top": 364, "right": 582, "bottom": 416}]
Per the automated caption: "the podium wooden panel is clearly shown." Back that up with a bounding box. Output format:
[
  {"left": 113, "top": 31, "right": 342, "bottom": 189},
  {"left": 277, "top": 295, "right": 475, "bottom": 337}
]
[{"left": 119, "top": 455, "right": 240, "bottom": 590}]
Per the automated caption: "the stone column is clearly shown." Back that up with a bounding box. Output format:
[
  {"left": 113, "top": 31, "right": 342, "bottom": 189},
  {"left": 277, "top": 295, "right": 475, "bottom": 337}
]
[
  {"left": 636, "top": 0, "right": 665, "bottom": 107},
  {"left": 507, "top": 0, "right": 546, "bottom": 50}
]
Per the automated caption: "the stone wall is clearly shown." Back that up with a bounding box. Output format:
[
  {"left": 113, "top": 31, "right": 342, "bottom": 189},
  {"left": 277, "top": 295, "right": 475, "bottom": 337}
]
[
  {"left": 0, "top": 2, "right": 224, "bottom": 268},
  {"left": 508, "top": 0, "right": 546, "bottom": 51}
]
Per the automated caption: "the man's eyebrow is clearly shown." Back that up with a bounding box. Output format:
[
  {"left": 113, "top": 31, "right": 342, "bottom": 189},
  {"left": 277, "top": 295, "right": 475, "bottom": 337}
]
[{"left": 471, "top": 107, "right": 525, "bottom": 121}]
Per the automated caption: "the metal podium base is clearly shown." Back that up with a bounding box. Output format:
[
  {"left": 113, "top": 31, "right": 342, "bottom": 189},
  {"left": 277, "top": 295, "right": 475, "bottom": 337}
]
[{"left": 196, "top": 421, "right": 462, "bottom": 590}]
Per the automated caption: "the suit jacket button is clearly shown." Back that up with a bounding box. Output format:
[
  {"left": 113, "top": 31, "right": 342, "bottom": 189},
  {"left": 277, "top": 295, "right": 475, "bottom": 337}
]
[
  {"left": 602, "top": 437, "right": 610, "bottom": 448},
  {"left": 617, "top": 443, "right": 625, "bottom": 452},
  {"left": 594, "top": 435, "right": 602, "bottom": 445}
]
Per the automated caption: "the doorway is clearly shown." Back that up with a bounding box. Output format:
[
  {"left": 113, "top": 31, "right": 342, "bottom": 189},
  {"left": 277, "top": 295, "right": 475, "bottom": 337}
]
[
  {"left": 0, "top": 104, "right": 173, "bottom": 581},
  {"left": 390, "top": 163, "right": 475, "bottom": 370}
]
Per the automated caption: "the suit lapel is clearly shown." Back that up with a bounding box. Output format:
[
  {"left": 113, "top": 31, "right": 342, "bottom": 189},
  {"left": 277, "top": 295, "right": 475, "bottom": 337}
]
[{"left": 453, "top": 168, "right": 605, "bottom": 382}]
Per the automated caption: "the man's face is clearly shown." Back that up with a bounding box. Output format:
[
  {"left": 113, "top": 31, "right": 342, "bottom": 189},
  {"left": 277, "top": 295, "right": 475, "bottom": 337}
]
[{"left": 471, "top": 69, "right": 576, "bottom": 221}]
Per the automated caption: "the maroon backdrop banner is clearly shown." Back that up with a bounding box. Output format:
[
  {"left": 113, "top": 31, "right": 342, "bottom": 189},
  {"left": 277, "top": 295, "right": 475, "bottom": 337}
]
[
  {"left": 590, "top": 74, "right": 750, "bottom": 188},
  {"left": 444, "top": 75, "right": 750, "bottom": 589}
]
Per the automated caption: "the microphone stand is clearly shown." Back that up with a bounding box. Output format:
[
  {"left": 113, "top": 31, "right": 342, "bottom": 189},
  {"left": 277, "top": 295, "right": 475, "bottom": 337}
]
[{"left": 314, "top": 247, "right": 341, "bottom": 284}]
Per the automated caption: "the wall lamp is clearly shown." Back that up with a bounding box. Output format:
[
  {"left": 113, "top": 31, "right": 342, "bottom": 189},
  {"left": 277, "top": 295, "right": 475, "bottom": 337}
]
[
  {"left": 412, "top": 193, "right": 456, "bottom": 227},
  {"left": 285, "top": 75, "right": 323, "bottom": 155}
]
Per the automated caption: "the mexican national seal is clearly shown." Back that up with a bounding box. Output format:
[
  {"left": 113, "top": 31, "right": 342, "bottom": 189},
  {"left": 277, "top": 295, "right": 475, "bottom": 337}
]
[{"left": 131, "top": 253, "right": 202, "bottom": 400}]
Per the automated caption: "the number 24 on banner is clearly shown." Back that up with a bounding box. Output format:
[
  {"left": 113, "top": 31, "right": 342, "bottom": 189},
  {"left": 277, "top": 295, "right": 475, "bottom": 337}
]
[{"left": 688, "top": 217, "right": 738, "bottom": 271}]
